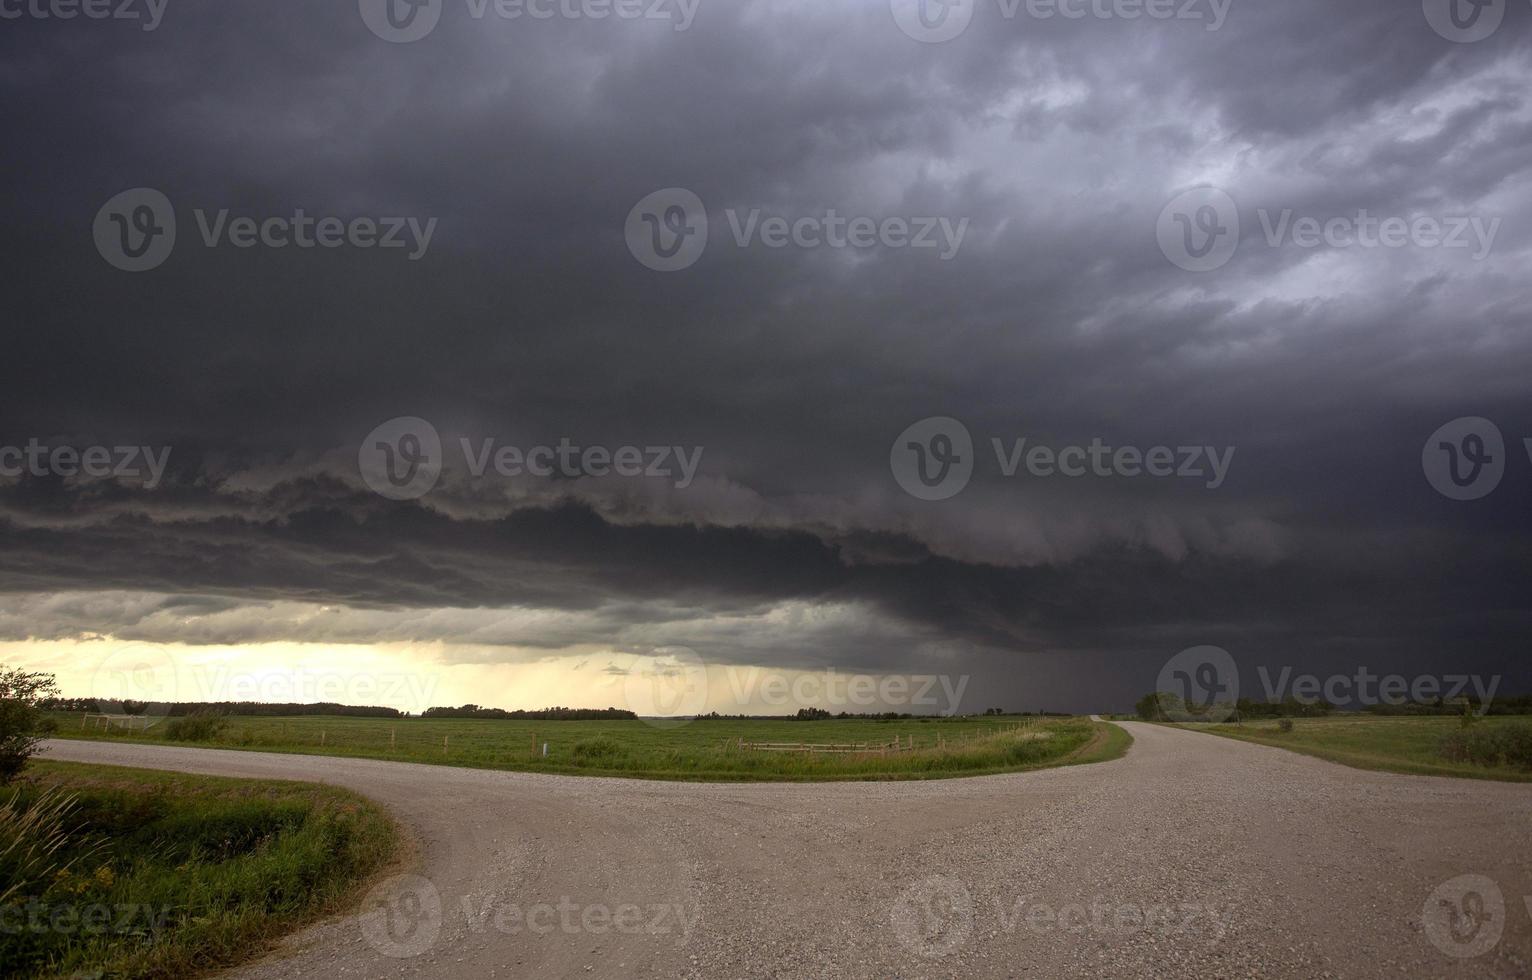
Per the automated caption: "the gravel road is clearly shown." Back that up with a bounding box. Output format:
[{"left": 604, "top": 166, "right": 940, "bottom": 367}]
[{"left": 43, "top": 723, "right": 1531, "bottom": 979}]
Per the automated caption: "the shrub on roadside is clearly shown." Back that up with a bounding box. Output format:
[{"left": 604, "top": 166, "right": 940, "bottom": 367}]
[
  {"left": 1438, "top": 723, "right": 1532, "bottom": 770},
  {"left": 165, "top": 712, "right": 229, "bottom": 743},
  {"left": 1276, "top": 718, "right": 1294, "bottom": 734},
  {"left": 0, "top": 668, "right": 60, "bottom": 785}
]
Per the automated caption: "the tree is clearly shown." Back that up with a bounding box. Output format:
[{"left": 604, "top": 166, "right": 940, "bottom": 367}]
[
  {"left": 1134, "top": 693, "right": 1164, "bottom": 721},
  {"left": 0, "top": 667, "right": 60, "bottom": 784}
]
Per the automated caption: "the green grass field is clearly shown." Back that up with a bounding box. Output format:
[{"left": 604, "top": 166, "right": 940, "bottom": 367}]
[
  {"left": 1172, "top": 714, "right": 1532, "bottom": 782},
  {"left": 47, "top": 713, "right": 1130, "bottom": 782},
  {"left": 2, "top": 761, "right": 399, "bottom": 979}
]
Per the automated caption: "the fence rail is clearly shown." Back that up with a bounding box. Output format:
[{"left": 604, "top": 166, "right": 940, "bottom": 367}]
[
  {"left": 80, "top": 713, "right": 153, "bottom": 732},
  {"left": 737, "top": 737, "right": 915, "bottom": 754}
]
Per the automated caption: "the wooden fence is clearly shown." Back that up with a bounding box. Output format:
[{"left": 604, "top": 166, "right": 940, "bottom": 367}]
[{"left": 737, "top": 736, "right": 915, "bottom": 755}]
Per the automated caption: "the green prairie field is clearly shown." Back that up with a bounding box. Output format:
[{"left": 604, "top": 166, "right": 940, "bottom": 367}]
[
  {"left": 1, "top": 761, "right": 399, "bottom": 979},
  {"left": 1173, "top": 714, "right": 1532, "bottom": 782},
  {"left": 46, "top": 713, "right": 1130, "bottom": 782}
]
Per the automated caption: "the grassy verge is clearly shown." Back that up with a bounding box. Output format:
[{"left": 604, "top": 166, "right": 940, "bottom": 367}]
[
  {"left": 1074, "top": 718, "right": 1133, "bottom": 767},
  {"left": 2, "top": 761, "right": 399, "bottom": 979},
  {"left": 1168, "top": 715, "right": 1532, "bottom": 782},
  {"left": 48, "top": 714, "right": 1126, "bottom": 782}
]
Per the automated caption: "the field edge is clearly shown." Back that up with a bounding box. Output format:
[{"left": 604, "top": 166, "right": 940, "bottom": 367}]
[{"left": 1162, "top": 721, "right": 1532, "bottom": 783}]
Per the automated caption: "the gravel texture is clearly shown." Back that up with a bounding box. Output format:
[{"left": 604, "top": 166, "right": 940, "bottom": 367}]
[{"left": 42, "top": 722, "right": 1531, "bottom": 979}]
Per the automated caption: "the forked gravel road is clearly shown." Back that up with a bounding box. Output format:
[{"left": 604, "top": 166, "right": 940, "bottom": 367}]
[{"left": 44, "top": 723, "right": 1531, "bottom": 979}]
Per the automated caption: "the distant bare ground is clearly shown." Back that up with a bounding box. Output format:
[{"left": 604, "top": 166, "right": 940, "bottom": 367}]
[{"left": 44, "top": 722, "right": 1532, "bottom": 978}]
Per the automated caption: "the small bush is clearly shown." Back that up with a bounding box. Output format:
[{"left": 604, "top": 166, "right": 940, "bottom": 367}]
[
  {"left": 1276, "top": 718, "right": 1294, "bottom": 734},
  {"left": 0, "top": 668, "right": 60, "bottom": 785},
  {"left": 165, "top": 712, "right": 230, "bottom": 742}
]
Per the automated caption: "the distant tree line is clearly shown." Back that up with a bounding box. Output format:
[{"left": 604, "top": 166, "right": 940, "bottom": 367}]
[
  {"left": 689, "top": 709, "right": 1059, "bottom": 721},
  {"left": 1363, "top": 695, "right": 1532, "bottom": 716},
  {"left": 40, "top": 699, "right": 403, "bottom": 718},
  {"left": 1136, "top": 692, "right": 1532, "bottom": 721},
  {"left": 421, "top": 705, "right": 638, "bottom": 720},
  {"left": 1135, "top": 693, "right": 1335, "bottom": 721}
]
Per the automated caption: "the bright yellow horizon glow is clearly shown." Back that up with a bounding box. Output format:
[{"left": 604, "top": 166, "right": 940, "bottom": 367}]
[{"left": 1, "top": 639, "right": 972, "bottom": 717}]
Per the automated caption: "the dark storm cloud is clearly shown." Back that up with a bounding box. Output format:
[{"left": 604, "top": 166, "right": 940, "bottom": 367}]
[{"left": 2, "top": 0, "right": 1530, "bottom": 709}]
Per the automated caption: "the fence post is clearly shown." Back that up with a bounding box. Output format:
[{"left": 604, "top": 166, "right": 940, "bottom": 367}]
[
  {"left": 391, "top": 727, "right": 396, "bottom": 749},
  {"left": 443, "top": 734, "right": 449, "bottom": 753},
  {"left": 320, "top": 729, "right": 326, "bottom": 746}
]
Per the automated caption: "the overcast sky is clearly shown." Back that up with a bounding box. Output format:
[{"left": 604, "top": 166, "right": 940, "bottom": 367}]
[{"left": 1, "top": 0, "right": 1529, "bottom": 714}]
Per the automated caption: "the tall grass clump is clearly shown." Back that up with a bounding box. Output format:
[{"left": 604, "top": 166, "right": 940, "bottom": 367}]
[
  {"left": 571, "top": 736, "right": 626, "bottom": 763},
  {"left": 1, "top": 764, "right": 398, "bottom": 979},
  {"left": 0, "top": 786, "right": 96, "bottom": 909}
]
